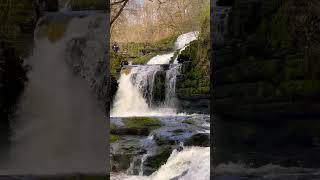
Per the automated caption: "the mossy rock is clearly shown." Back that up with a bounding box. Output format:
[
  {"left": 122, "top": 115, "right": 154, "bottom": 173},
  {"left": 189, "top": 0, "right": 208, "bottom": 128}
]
[
  {"left": 110, "top": 118, "right": 161, "bottom": 136},
  {"left": 110, "top": 134, "right": 120, "bottom": 143},
  {"left": 182, "top": 119, "right": 194, "bottom": 124},
  {"left": 122, "top": 117, "right": 162, "bottom": 130}
]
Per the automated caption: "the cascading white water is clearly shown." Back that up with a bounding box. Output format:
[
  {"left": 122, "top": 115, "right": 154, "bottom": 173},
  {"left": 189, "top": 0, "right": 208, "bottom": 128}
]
[
  {"left": 165, "top": 64, "right": 181, "bottom": 107},
  {"left": 173, "top": 31, "right": 199, "bottom": 64},
  {"left": 111, "top": 67, "right": 150, "bottom": 117},
  {"left": 111, "top": 147, "right": 210, "bottom": 180},
  {"left": 111, "top": 32, "right": 199, "bottom": 117},
  {"left": 130, "top": 65, "right": 162, "bottom": 104},
  {"left": 1, "top": 12, "right": 107, "bottom": 174},
  {"left": 147, "top": 53, "right": 174, "bottom": 65},
  {"left": 111, "top": 65, "right": 178, "bottom": 117},
  {"left": 175, "top": 31, "right": 199, "bottom": 50}
]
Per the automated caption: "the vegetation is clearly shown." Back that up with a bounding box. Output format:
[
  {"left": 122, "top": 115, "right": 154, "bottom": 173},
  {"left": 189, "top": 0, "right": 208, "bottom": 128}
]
[
  {"left": 176, "top": 4, "right": 210, "bottom": 97},
  {"left": 122, "top": 117, "right": 162, "bottom": 130},
  {"left": 110, "top": 134, "right": 120, "bottom": 143}
]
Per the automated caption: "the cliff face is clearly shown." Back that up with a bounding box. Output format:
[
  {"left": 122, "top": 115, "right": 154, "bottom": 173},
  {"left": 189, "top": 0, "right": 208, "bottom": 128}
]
[
  {"left": 213, "top": 0, "right": 320, "bottom": 120},
  {"left": 213, "top": 0, "right": 320, "bottom": 167}
]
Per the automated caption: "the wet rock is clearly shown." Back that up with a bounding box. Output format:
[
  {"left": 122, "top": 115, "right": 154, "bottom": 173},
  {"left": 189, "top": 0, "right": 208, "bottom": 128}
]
[
  {"left": 151, "top": 125, "right": 200, "bottom": 146},
  {"left": 111, "top": 127, "right": 150, "bottom": 136},
  {"left": 143, "top": 147, "right": 172, "bottom": 175},
  {"left": 152, "top": 71, "right": 166, "bottom": 105},
  {"left": 111, "top": 136, "right": 146, "bottom": 172},
  {"left": 185, "top": 133, "right": 210, "bottom": 147}
]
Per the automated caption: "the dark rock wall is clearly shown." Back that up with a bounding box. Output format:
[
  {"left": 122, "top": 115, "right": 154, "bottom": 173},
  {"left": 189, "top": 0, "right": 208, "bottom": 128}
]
[{"left": 213, "top": 0, "right": 320, "bottom": 167}]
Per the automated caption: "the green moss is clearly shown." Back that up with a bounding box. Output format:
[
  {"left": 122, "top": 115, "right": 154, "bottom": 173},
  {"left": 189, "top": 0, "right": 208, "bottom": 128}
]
[
  {"left": 115, "top": 35, "right": 178, "bottom": 65},
  {"left": 122, "top": 117, "right": 161, "bottom": 130},
  {"left": 182, "top": 119, "right": 194, "bottom": 124},
  {"left": 110, "top": 134, "right": 120, "bottom": 143},
  {"left": 132, "top": 52, "right": 157, "bottom": 65},
  {"left": 110, "top": 123, "right": 117, "bottom": 131}
]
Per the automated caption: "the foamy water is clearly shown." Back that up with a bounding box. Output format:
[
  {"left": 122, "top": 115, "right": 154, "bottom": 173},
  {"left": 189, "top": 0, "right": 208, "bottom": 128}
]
[
  {"left": 147, "top": 53, "right": 174, "bottom": 65},
  {"left": 111, "top": 147, "right": 210, "bottom": 180}
]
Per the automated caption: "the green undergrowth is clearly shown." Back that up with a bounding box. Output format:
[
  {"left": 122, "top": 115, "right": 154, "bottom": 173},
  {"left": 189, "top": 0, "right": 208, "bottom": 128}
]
[{"left": 111, "top": 35, "right": 178, "bottom": 67}]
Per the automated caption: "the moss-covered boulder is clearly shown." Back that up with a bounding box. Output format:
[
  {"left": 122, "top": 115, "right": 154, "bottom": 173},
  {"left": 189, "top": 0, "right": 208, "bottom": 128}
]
[
  {"left": 110, "top": 117, "right": 162, "bottom": 136},
  {"left": 143, "top": 147, "right": 172, "bottom": 175}
]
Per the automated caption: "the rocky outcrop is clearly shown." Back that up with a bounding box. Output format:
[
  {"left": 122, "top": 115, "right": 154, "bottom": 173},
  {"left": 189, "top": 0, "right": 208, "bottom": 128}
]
[
  {"left": 175, "top": 11, "right": 210, "bottom": 114},
  {"left": 213, "top": 0, "right": 320, "bottom": 121}
]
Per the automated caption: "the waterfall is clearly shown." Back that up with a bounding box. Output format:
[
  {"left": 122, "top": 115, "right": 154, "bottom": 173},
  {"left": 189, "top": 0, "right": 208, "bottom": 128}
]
[
  {"left": 130, "top": 65, "right": 162, "bottom": 105},
  {"left": 1, "top": 12, "right": 107, "bottom": 174},
  {"left": 111, "top": 32, "right": 199, "bottom": 117},
  {"left": 111, "top": 67, "right": 150, "bottom": 117}
]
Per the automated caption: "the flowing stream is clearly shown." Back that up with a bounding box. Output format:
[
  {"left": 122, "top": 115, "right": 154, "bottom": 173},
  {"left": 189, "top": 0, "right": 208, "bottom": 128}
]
[{"left": 110, "top": 32, "right": 210, "bottom": 179}]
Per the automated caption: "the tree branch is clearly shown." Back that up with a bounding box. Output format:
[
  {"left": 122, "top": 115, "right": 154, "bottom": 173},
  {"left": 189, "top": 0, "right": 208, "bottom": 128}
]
[
  {"left": 110, "top": 0, "right": 130, "bottom": 25},
  {"left": 111, "top": 0, "right": 126, "bottom": 6}
]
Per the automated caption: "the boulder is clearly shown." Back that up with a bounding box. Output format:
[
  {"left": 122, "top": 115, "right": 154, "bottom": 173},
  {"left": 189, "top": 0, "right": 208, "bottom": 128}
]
[{"left": 184, "top": 133, "right": 210, "bottom": 147}]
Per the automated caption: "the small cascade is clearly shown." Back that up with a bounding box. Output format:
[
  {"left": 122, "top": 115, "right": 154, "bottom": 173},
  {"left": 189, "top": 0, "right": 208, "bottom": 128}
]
[
  {"left": 130, "top": 65, "right": 162, "bottom": 105},
  {"left": 147, "top": 53, "right": 174, "bottom": 65},
  {"left": 165, "top": 64, "right": 181, "bottom": 107},
  {"left": 139, "top": 153, "right": 149, "bottom": 176},
  {"left": 174, "top": 32, "right": 199, "bottom": 50}
]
